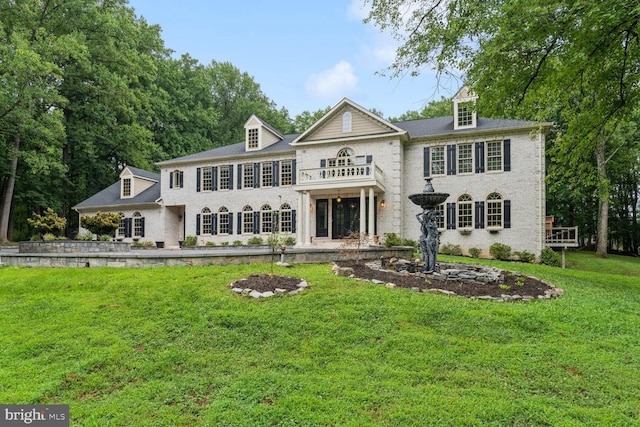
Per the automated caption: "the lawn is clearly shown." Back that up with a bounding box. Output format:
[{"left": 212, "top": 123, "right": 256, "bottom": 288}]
[{"left": 0, "top": 251, "right": 638, "bottom": 426}]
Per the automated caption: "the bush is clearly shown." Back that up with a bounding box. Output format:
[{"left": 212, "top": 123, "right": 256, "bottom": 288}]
[
  {"left": 77, "top": 233, "right": 93, "bottom": 241},
  {"left": 43, "top": 233, "right": 57, "bottom": 241},
  {"left": 283, "top": 236, "right": 296, "bottom": 245},
  {"left": 247, "top": 236, "right": 264, "bottom": 245},
  {"left": 515, "top": 250, "right": 536, "bottom": 263},
  {"left": 233, "top": 240, "right": 243, "bottom": 246},
  {"left": 132, "top": 240, "right": 154, "bottom": 247},
  {"left": 540, "top": 248, "right": 561, "bottom": 267},
  {"left": 80, "top": 212, "right": 121, "bottom": 237},
  {"left": 489, "top": 242, "right": 512, "bottom": 260},
  {"left": 469, "top": 247, "right": 482, "bottom": 258},
  {"left": 27, "top": 208, "right": 67, "bottom": 237},
  {"left": 183, "top": 235, "right": 198, "bottom": 246},
  {"left": 383, "top": 233, "right": 403, "bottom": 247},
  {"left": 99, "top": 234, "right": 112, "bottom": 241},
  {"left": 205, "top": 241, "right": 216, "bottom": 246},
  {"left": 221, "top": 242, "right": 230, "bottom": 246},
  {"left": 402, "top": 239, "right": 418, "bottom": 248},
  {"left": 440, "top": 243, "right": 462, "bottom": 256}
]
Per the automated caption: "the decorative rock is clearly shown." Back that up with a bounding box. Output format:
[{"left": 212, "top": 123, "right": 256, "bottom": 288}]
[
  {"left": 249, "top": 290, "right": 262, "bottom": 298},
  {"left": 385, "top": 283, "right": 396, "bottom": 288},
  {"left": 298, "top": 280, "right": 308, "bottom": 288},
  {"left": 371, "top": 279, "right": 385, "bottom": 284},
  {"left": 262, "top": 291, "right": 274, "bottom": 298},
  {"left": 276, "top": 261, "right": 292, "bottom": 268},
  {"left": 231, "top": 287, "right": 243, "bottom": 293},
  {"left": 333, "top": 264, "right": 354, "bottom": 277},
  {"left": 275, "top": 288, "right": 288, "bottom": 294}
]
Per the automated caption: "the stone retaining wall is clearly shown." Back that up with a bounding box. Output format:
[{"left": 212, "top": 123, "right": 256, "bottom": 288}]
[{"left": 19, "top": 241, "right": 131, "bottom": 254}]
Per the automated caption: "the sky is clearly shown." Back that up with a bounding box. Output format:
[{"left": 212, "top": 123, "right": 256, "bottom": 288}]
[{"left": 127, "top": 0, "right": 461, "bottom": 120}]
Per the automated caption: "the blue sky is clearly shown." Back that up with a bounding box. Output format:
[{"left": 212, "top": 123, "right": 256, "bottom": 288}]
[{"left": 127, "top": 0, "right": 461, "bottom": 119}]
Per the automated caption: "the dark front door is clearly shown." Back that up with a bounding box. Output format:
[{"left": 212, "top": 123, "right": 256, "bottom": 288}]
[
  {"left": 332, "top": 198, "right": 360, "bottom": 239},
  {"left": 316, "top": 199, "right": 328, "bottom": 238}
]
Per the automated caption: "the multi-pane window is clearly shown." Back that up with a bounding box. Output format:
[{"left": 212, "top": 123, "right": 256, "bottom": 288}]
[
  {"left": 261, "top": 204, "right": 273, "bottom": 233},
  {"left": 242, "top": 163, "right": 254, "bottom": 188},
  {"left": 458, "top": 143, "right": 473, "bottom": 174},
  {"left": 172, "top": 170, "right": 182, "bottom": 188},
  {"left": 218, "top": 207, "right": 230, "bottom": 235},
  {"left": 261, "top": 162, "right": 273, "bottom": 188},
  {"left": 280, "top": 160, "right": 293, "bottom": 186},
  {"left": 201, "top": 207, "right": 212, "bottom": 235},
  {"left": 435, "top": 204, "right": 445, "bottom": 230},
  {"left": 117, "top": 213, "right": 126, "bottom": 237},
  {"left": 431, "top": 146, "right": 445, "bottom": 175},
  {"left": 122, "top": 178, "right": 131, "bottom": 197},
  {"left": 280, "top": 203, "right": 292, "bottom": 233},
  {"left": 202, "top": 167, "right": 212, "bottom": 191},
  {"left": 487, "top": 141, "right": 503, "bottom": 172},
  {"left": 487, "top": 193, "right": 503, "bottom": 228},
  {"left": 219, "top": 166, "right": 230, "bottom": 190},
  {"left": 133, "top": 211, "right": 143, "bottom": 237},
  {"left": 457, "top": 195, "right": 473, "bottom": 229},
  {"left": 242, "top": 205, "right": 253, "bottom": 234},
  {"left": 337, "top": 148, "right": 355, "bottom": 166},
  {"left": 248, "top": 128, "right": 259, "bottom": 149},
  {"left": 457, "top": 101, "right": 474, "bottom": 127}
]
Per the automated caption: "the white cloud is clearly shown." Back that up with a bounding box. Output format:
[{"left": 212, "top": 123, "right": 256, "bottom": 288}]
[{"left": 305, "top": 61, "right": 359, "bottom": 99}]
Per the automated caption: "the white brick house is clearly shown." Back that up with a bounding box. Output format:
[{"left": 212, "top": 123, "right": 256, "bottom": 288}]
[{"left": 75, "top": 89, "right": 550, "bottom": 255}]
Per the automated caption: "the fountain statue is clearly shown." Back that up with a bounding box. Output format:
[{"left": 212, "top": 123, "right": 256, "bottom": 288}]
[{"left": 409, "top": 178, "right": 449, "bottom": 273}]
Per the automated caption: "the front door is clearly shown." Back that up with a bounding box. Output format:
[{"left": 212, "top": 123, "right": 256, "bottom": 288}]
[
  {"left": 316, "top": 199, "right": 328, "bottom": 237},
  {"left": 332, "top": 198, "right": 360, "bottom": 239}
]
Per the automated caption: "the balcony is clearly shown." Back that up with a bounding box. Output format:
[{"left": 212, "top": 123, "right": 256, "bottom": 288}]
[{"left": 294, "top": 162, "right": 386, "bottom": 192}]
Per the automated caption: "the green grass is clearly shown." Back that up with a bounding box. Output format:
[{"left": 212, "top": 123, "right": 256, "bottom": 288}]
[{"left": 1, "top": 252, "right": 639, "bottom": 426}]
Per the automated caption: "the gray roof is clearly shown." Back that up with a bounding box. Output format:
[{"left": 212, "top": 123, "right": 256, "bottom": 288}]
[
  {"left": 73, "top": 170, "right": 161, "bottom": 210},
  {"left": 394, "top": 116, "right": 539, "bottom": 138}
]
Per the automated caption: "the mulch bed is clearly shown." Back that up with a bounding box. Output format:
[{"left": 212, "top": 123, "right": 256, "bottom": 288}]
[{"left": 233, "top": 274, "right": 304, "bottom": 293}]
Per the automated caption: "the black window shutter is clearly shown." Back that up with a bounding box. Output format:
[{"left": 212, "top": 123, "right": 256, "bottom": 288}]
[
  {"left": 291, "top": 210, "right": 297, "bottom": 233},
  {"left": 196, "top": 214, "right": 201, "bottom": 235},
  {"left": 475, "top": 201, "right": 485, "bottom": 229},
  {"left": 503, "top": 139, "right": 511, "bottom": 171},
  {"left": 212, "top": 167, "right": 218, "bottom": 191},
  {"left": 140, "top": 218, "right": 145, "bottom": 238},
  {"left": 504, "top": 200, "right": 511, "bottom": 228},
  {"left": 253, "top": 211, "right": 259, "bottom": 233},
  {"left": 446, "top": 203, "right": 456, "bottom": 230},
  {"left": 125, "top": 218, "right": 132, "bottom": 238},
  {"left": 447, "top": 145, "right": 456, "bottom": 175},
  {"left": 228, "top": 165, "right": 234, "bottom": 189},
  {"left": 320, "top": 159, "right": 326, "bottom": 167},
  {"left": 254, "top": 163, "right": 260, "bottom": 188},
  {"left": 273, "top": 161, "right": 279, "bottom": 186},
  {"left": 169, "top": 171, "right": 174, "bottom": 189},
  {"left": 237, "top": 165, "right": 242, "bottom": 190},
  {"left": 212, "top": 213, "right": 217, "bottom": 235},
  {"left": 475, "top": 142, "right": 485, "bottom": 173},
  {"left": 228, "top": 213, "right": 233, "bottom": 235},
  {"left": 179, "top": 171, "right": 184, "bottom": 188},
  {"left": 237, "top": 212, "right": 242, "bottom": 234},
  {"left": 196, "top": 168, "right": 201, "bottom": 192},
  {"left": 366, "top": 155, "right": 373, "bottom": 164},
  {"left": 423, "top": 146, "right": 430, "bottom": 177},
  {"left": 291, "top": 159, "right": 297, "bottom": 185}
]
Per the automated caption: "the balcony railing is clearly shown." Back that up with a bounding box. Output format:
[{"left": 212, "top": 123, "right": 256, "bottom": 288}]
[
  {"left": 297, "top": 162, "right": 385, "bottom": 188},
  {"left": 546, "top": 226, "right": 579, "bottom": 247}
]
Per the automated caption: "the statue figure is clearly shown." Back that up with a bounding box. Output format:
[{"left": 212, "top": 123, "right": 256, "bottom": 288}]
[{"left": 417, "top": 209, "right": 439, "bottom": 272}]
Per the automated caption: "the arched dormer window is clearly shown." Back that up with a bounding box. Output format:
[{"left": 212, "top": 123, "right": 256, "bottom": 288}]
[
  {"left": 337, "top": 148, "right": 355, "bottom": 166},
  {"left": 342, "top": 111, "right": 352, "bottom": 133}
]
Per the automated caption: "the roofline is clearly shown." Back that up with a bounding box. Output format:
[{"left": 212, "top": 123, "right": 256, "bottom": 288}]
[
  {"left": 408, "top": 122, "right": 553, "bottom": 142},
  {"left": 290, "top": 130, "right": 408, "bottom": 147},
  {"left": 156, "top": 149, "right": 296, "bottom": 168},
  {"left": 73, "top": 201, "right": 162, "bottom": 212}
]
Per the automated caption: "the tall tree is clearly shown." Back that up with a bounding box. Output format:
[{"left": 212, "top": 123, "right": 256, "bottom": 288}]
[{"left": 366, "top": 0, "right": 640, "bottom": 257}]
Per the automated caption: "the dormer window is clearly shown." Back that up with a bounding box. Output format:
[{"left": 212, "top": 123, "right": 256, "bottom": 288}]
[
  {"left": 342, "top": 111, "right": 352, "bottom": 133},
  {"left": 452, "top": 86, "right": 478, "bottom": 130},
  {"left": 457, "top": 102, "right": 474, "bottom": 127},
  {"left": 122, "top": 178, "right": 132, "bottom": 198},
  {"left": 247, "top": 127, "right": 259, "bottom": 149}
]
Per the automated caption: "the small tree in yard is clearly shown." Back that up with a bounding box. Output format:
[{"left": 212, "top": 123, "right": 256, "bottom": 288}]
[
  {"left": 80, "top": 212, "right": 122, "bottom": 238},
  {"left": 27, "top": 208, "right": 67, "bottom": 239},
  {"left": 340, "top": 231, "right": 369, "bottom": 263}
]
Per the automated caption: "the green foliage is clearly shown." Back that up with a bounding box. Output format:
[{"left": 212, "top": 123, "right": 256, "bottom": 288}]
[
  {"left": 132, "top": 240, "right": 154, "bottom": 247},
  {"left": 183, "top": 236, "right": 198, "bottom": 246},
  {"left": 80, "top": 212, "right": 121, "bottom": 237},
  {"left": 77, "top": 233, "right": 93, "bottom": 241},
  {"left": 440, "top": 243, "right": 462, "bottom": 256},
  {"left": 247, "top": 236, "right": 264, "bottom": 245},
  {"left": 515, "top": 250, "right": 536, "bottom": 263},
  {"left": 26, "top": 208, "right": 67, "bottom": 237},
  {"left": 232, "top": 240, "right": 243, "bottom": 246},
  {"left": 469, "top": 247, "right": 482, "bottom": 258},
  {"left": 282, "top": 236, "right": 296, "bottom": 245},
  {"left": 42, "top": 233, "right": 57, "bottom": 241},
  {"left": 221, "top": 242, "right": 230, "bottom": 246},
  {"left": 489, "top": 243, "right": 512, "bottom": 260},
  {"left": 540, "top": 248, "right": 562, "bottom": 267},
  {"left": 382, "top": 233, "right": 402, "bottom": 247},
  {"left": 205, "top": 241, "right": 216, "bottom": 246}
]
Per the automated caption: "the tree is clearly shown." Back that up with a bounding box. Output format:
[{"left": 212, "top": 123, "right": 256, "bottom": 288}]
[
  {"left": 365, "top": 0, "right": 640, "bottom": 257},
  {"left": 80, "top": 212, "right": 122, "bottom": 237},
  {"left": 27, "top": 208, "right": 67, "bottom": 238},
  {"left": 389, "top": 96, "right": 451, "bottom": 122}
]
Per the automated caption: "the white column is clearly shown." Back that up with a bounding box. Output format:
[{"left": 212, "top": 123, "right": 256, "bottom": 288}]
[
  {"left": 296, "top": 192, "right": 303, "bottom": 246},
  {"left": 360, "top": 187, "right": 366, "bottom": 235},
  {"left": 368, "top": 187, "right": 375, "bottom": 242},
  {"left": 304, "top": 191, "right": 312, "bottom": 245}
]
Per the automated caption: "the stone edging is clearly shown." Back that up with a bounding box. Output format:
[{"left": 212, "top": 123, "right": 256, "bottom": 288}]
[{"left": 229, "top": 279, "right": 308, "bottom": 298}]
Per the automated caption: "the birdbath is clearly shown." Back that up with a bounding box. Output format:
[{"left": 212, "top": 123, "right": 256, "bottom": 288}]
[{"left": 408, "top": 178, "right": 449, "bottom": 272}]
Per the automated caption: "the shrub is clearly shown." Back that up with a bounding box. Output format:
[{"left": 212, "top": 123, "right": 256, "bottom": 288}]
[
  {"left": 469, "top": 247, "right": 482, "bottom": 258},
  {"left": 132, "top": 240, "right": 154, "bottom": 247},
  {"left": 489, "top": 242, "right": 512, "bottom": 260},
  {"left": 43, "top": 233, "right": 57, "bottom": 241},
  {"left": 247, "top": 236, "right": 264, "bottom": 245},
  {"left": 205, "top": 241, "right": 216, "bottom": 246},
  {"left": 77, "top": 233, "right": 93, "bottom": 241},
  {"left": 402, "top": 239, "right": 418, "bottom": 248},
  {"left": 183, "top": 235, "right": 198, "bottom": 246},
  {"left": 515, "top": 250, "right": 536, "bottom": 263},
  {"left": 80, "top": 212, "right": 121, "bottom": 237},
  {"left": 99, "top": 234, "right": 112, "bottom": 241},
  {"left": 283, "top": 236, "right": 296, "bottom": 245},
  {"left": 440, "top": 243, "right": 462, "bottom": 256},
  {"left": 221, "top": 242, "right": 230, "bottom": 246},
  {"left": 383, "top": 233, "right": 403, "bottom": 247},
  {"left": 27, "top": 208, "right": 67, "bottom": 237},
  {"left": 540, "top": 248, "right": 561, "bottom": 267},
  {"left": 233, "top": 240, "right": 243, "bottom": 246}
]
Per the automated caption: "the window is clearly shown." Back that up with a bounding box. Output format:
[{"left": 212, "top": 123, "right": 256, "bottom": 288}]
[
  {"left": 342, "top": 111, "right": 352, "bottom": 133},
  {"left": 337, "top": 148, "right": 355, "bottom": 166},
  {"left": 280, "top": 160, "right": 293, "bottom": 186},
  {"left": 458, "top": 143, "right": 473, "bottom": 174},
  {"left": 133, "top": 211, "right": 144, "bottom": 237},
  {"left": 457, "top": 101, "right": 474, "bottom": 127},
  {"left": 122, "top": 178, "right": 131, "bottom": 198},
  {"left": 171, "top": 170, "right": 183, "bottom": 188},
  {"left": 242, "top": 205, "right": 253, "bottom": 234},
  {"left": 435, "top": 204, "right": 445, "bottom": 230},
  {"left": 218, "top": 207, "right": 230, "bottom": 235},
  {"left": 248, "top": 128, "right": 259, "bottom": 149},
  {"left": 261, "top": 162, "right": 273, "bottom": 188},
  {"left": 280, "top": 203, "right": 292, "bottom": 233},
  {"left": 201, "top": 208, "right": 212, "bottom": 235},
  {"left": 202, "top": 167, "right": 212, "bottom": 191},
  {"left": 117, "top": 213, "right": 126, "bottom": 237},
  {"left": 431, "top": 146, "right": 445, "bottom": 176},
  {"left": 487, "top": 141, "right": 503, "bottom": 172},
  {"left": 261, "top": 204, "right": 273, "bottom": 233},
  {"left": 457, "top": 195, "right": 473, "bottom": 229},
  {"left": 487, "top": 193, "right": 503, "bottom": 228},
  {"left": 242, "top": 163, "right": 254, "bottom": 188},
  {"left": 219, "top": 166, "right": 230, "bottom": 190}
]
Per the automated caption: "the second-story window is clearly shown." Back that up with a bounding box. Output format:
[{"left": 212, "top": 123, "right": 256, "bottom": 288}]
[
  {"left": 248, "top": 128, "right": 259, "bottom": 149},
  {"left": 487, "top": 141, "right": 503, "bottom": 172},
  {"left": 458, "top": 143, "right": 473, "bottom": 174},
  {"left": 219, "top": 166, "right": 230, "bottom": 190},
  {"left": 337, "top": 148, "right": 355, "bottom": 166},
  {"left": 261, "top": 162, "right": 273, "bottom": 188},
  {"left": 243, "top": 163, "right": 254, "bottom": 188},
  {"left": 280, "top": 160, "right": 293, "bottom": 186},
  {"left": 202, "top": 167, "right": 212, "bottom": 191},
  {"left": 431, "top": 146, "right": 445, "bottom": 176}
]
